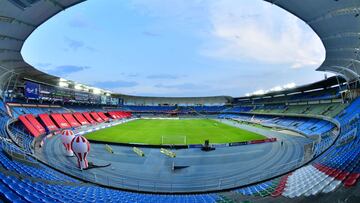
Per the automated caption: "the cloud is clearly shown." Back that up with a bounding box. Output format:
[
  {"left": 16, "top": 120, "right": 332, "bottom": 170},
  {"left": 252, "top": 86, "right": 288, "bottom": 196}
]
[
  {"left": 128, "top": 0, "right": 210, "bottom": 28},
  {"left": 47, "top": 65, "right": 90, "bottom": 77},
  {"left": 85, "top": 46, "right": 98, "bottom": 52},
  {"left": 93, "top": 80, "right": 138, "bottom": 89},
  {"left": 25, "top": 0, "right": 326, "bottom": 98},
  {"left": 129, "top": 0, "right": 324, "bottom": 69},
  {"left": 142, "top": 31, "right": 161, "bottom": 37},
  {"left": 64, "top": 37, "right": 97, "bottom": 52},
  {"left": 68, "top": 14, "right": 90, "bottom": 28},
  {"left": 147, "top": 74, "right": 185, "bottom": 80},
  {"left": 155, "top": 83, "right": 208, "bottom": 90},
  {"left": 128, "top": 0, "right": 207, "bottom": 18},
  {"left": 201, "top": 0, "right": 325, "bottom": 69},
  {"left": 245, "top": 82, "right": 296, "bottom": 96},
  {"left": 128, "top": 73, "right": 140, "bottom": 77},
  {"left": 64, "top": 37, "right": 84, "bottom": 51}
]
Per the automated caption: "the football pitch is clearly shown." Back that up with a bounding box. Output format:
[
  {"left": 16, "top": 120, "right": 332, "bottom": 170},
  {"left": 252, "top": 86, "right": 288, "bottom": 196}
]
[{"left": 85, "top": 119, "right": 266, "bottom": 145}]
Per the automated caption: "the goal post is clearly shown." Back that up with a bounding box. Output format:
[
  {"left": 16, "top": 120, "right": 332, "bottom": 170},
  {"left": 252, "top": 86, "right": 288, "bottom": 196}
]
[{"left": 161, "top": 135, "right": 187, "bottom": 146}]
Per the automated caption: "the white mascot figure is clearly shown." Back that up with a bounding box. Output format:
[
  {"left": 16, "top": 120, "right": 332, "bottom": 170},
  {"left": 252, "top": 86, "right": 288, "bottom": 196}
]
[
  {"left": 71, "top": 135, "right": 91, "bottom": 170},
  {"left": 61, "top": 130, "right": 75, "bottom": 156}
]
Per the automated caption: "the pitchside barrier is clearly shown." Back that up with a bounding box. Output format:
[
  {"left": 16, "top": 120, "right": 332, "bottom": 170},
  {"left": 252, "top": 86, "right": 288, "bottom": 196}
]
[
  {"left": 160, "top": 148, "right": 176, "bottom": 158},
  {"left": 133, "top": 147, "right": 145, "bottom": 157},
  {"left": 188, "top": 144, "right": 203, "bottom": 148},
  {"left": 228, "top": 141, "right": 248, "bottom": 147},
  {"left": 188, "top": 138, "right": 277, "bottom": 149}
]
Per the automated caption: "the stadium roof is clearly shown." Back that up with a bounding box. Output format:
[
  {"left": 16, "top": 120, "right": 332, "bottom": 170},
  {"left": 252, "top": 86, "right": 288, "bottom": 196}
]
[
  {"left": 0, "top": 0, "right": 359, "bottom": 96},
  {"left": 235, "top": 75, "right": 347, "bottom": 99},
  {"left": 0, "top": 0, "right": 85, "bottom": 87},
  {"left": 265, "top": 0, "right": 360, "bottom": 82}
]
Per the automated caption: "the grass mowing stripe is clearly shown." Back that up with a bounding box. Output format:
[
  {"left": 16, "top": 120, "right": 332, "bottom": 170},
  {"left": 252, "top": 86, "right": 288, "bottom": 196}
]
[{"left": 85, "top": 119, "right": 266, "bottom": 145}]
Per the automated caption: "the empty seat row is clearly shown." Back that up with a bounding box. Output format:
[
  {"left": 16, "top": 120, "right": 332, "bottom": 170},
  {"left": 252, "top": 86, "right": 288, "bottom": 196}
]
[{"left": 18, "top": 111, "right": 132, "bottom": 136}]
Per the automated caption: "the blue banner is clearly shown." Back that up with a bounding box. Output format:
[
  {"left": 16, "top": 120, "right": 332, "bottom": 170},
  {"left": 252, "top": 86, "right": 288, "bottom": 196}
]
[
  {"left": 229, "top": 141, "right": 248, "bottom": 146},
  {"left": 213, "top": 143, "right": 228, "bottom": 148},
  {"left": 25, "top": 81, "right": 40, "bottom": 99},
  {"left": 188, "top": 144, "right": 203, "bottom": 148}
]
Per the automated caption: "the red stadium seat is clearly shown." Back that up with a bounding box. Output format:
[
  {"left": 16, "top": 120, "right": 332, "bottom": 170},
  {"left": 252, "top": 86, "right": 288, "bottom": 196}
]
[
  {"left": 271, "top": 173, "right": 291, "bottom": 197},
  {"left": 25, "top": 114, "right": 46, "bottom": 135},
  {"left": 63, "top": 113, "right": 81, "bottom": 128},
  {"left": 116, "top": 111, "right": 125, "bottom": 118},
  {"left": 90, "top": 112, "right": 103, "bottom": 123},
  {"left": 83, "top": 112, "right": 97, "bottom": 124},
  {"left": 114, "top": 111, "right": 132, "bottom": 119},
  {"left": 109, "top": 111, "right": 121, "bottom": 119},
  {"left": 51, "top": 113, "right": 71, "bottom": 129},
  {"left": 344, "top": 173, "right": 360, "bottom": 187},
  {"left": 73, "top": 112, "right": 90, "bottom": 125},
  {"left": 97, "top": 112, "right": 109, "bottom": 121},
  {"left": 19, "top": 115, "right": 41, "bottom": 137},
  {"left": 38, "top": 113, "right": 59, "bottom": 132}
]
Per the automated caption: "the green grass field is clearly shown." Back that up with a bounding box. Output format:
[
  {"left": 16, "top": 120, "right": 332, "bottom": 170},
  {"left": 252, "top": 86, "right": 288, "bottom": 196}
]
[{"left": 85, "top": 119, "right": 266, "bottom": 145}]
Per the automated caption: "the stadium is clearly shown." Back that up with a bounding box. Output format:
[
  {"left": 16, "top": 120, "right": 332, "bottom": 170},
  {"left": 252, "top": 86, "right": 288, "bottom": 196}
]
[{"left": 0, "top": 0, "right": 359, "bottom": 202}]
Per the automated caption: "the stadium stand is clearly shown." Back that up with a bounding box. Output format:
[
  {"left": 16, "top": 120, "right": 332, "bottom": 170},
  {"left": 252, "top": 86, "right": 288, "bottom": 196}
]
[
  {"left": 0, "top": 100, "right": 7, "bottom": 114},
  {"left": 0, "top": 96, "right": 358, "bottom": 202},
  {"left": 0, "top": 0, "right": 359, "bottom": 202},
  {"left": 6, "top": 124, "right": 34, "bottom": 154},
  {"left": 193, "top": 106, "right": 227, "bottom": 113},
  {"left": 62, "top": 113, "right": 81, "bottom": 128},
  {"left": 83, "top": 112, "right": 97, "bottom": 124},
  {"left": 108, "top": 111, "right": 131, "bottom": 119},
  {"left": 2, "top": 97, "right": 356, "bottom": 201},
  {"left": 90, "top": 112, "right": 104, "bottom": 123},
  {"left": 24, "top": 114, "right": 46, "bottom": 135},
  {"left": 124, "top": 105, "right": 177, "bottom": 113},
  {"left": 50, "top": 114, "right": 71, "bottom": 129},
  {"left": 225, "top": 98, "right": 360, "bottom": 200},
  {"left": 18, "top": 115, "right": 41, "bottom": 138},
  {"left": 38, "top": 114, "right": 59, "bottom": 132},
  {"left": 8, "top": 104, "right": 68, "bottom": 118},
  {"left": 73, "top": 112, "right": 90, "bottom": 126},
  {"left": 219, "top": 114, "right": 336, "bottom": 138},
  {"left": 97, "top": 112, "right": 110, "bottom": 122},
  {"left": 222, "top": 106, "right": 253, "bottom": 113},
  {"left": 108, "top": 112, "right": 120, "bottom": 119}
]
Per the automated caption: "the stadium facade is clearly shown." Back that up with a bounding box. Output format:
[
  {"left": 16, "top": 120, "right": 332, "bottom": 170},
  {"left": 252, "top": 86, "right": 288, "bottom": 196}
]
[{"left": 0, "top": 0, "right": 359, "bottom": 202}]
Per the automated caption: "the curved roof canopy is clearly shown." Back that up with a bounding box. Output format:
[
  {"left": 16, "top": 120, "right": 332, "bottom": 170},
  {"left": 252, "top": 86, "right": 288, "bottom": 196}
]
[
  {"left": 0, "top": 0, "right": 359, "bottom": 94},
  {"left": 0, "top": 0, "right": 85, "bottom": 85},
  {"left": 265, "top": 0, "right": 360, "bottom": 81}
]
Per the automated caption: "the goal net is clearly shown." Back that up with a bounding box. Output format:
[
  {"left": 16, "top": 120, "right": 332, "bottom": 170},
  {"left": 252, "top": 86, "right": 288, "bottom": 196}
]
[{"left": 161, "top": 135, "right": 187, "bottom": 146}]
